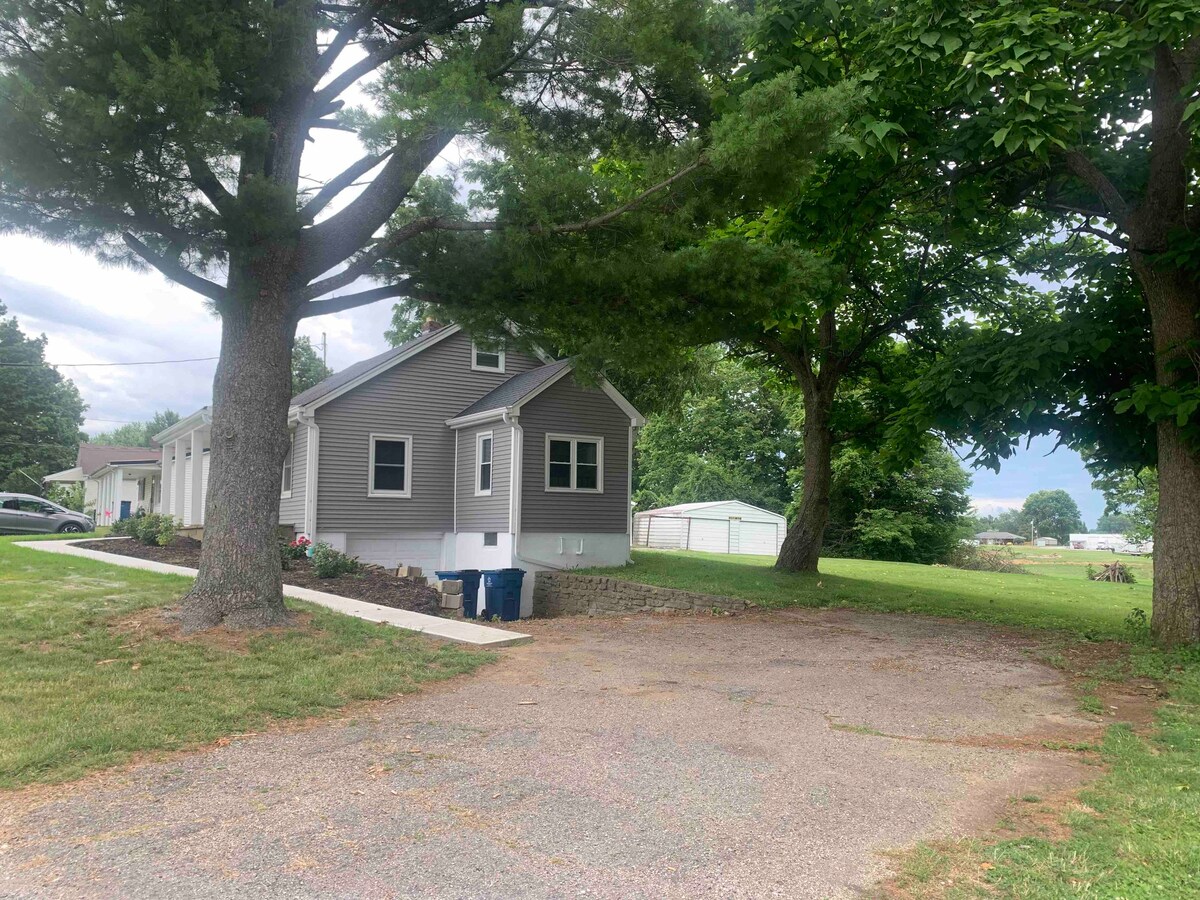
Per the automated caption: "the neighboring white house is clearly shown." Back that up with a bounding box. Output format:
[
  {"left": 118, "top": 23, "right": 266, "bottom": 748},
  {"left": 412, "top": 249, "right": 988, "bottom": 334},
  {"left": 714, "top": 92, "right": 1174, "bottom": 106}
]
[
  {"left": 633, "top": 501, "right": 787, "bottom": 556},
  {"left": 151, "top": 407, "right": 211, "bottom": 528},
  {"left": 1069, "top": 532, "right": 1153, "bottom": 553},
  {"left": 975, "top": 530, "right": 1027, "bottom": 545},
  {"left": 44, "top": 444, "right": 162, "bottom": 525}
]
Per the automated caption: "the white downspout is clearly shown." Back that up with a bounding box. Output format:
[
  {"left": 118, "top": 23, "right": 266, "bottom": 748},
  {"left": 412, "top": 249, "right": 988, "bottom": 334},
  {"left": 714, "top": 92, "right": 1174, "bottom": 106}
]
[
  {"left": 504, "top": 410, "right": 566, "bottom": 571},
  {"left": 298, "top": 409, "right": 319, "bottom": 539}
]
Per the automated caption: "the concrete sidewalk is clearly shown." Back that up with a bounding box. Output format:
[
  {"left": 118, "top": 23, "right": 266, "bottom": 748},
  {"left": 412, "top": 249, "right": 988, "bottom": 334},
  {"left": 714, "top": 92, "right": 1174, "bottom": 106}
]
[{"left": 14, "top": 538, "right": 530, "bottom": 648}]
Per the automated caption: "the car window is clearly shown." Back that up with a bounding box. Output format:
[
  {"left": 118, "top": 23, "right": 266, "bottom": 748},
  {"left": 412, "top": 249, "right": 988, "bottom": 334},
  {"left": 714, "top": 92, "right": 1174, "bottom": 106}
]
[
  {"left": 16, "top": 500, "right": 53, "bottom": 514},
  {"left": 0, "top": 498, "right": 18, "bottom": 511}
]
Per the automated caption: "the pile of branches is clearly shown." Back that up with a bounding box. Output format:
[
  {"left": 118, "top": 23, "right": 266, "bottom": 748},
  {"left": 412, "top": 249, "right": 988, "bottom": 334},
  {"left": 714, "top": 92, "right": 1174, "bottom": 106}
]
[
  {"left": 1090, "top": 561, "right": 1137, "bottom": 584},
  {"left": 945, "top": 544, "right": 1026, "bottom": 575}
]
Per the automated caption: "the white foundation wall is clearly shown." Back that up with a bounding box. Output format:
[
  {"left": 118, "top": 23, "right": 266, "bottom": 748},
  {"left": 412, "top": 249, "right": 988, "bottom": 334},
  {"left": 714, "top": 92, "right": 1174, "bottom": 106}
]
[
  {"left": 452, "top": 532, "right": 516, "bottom": 573},
  {"left": 513, "top": 532, "right": 632, "bottom": 618},
  {"left": 317, "top": 530, "right": 453, "bottom": 574}
]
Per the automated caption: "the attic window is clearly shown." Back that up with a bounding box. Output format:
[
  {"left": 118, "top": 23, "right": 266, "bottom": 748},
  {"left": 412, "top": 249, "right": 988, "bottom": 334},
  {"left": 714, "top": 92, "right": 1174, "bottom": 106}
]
[{"left": 472, "top": 340, "right": 505, "bottom": 373}]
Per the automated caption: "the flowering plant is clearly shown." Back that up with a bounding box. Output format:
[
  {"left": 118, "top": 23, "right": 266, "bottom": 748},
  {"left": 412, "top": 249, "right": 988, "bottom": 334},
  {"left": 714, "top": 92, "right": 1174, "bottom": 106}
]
[{"left": 284, "top": 535, "right": 312, "bottom": 560}]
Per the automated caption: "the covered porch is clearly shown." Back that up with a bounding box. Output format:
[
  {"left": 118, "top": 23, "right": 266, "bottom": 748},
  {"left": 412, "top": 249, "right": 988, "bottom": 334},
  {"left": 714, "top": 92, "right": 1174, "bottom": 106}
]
[{"left": 153, "top": 408, "right": 211, "bottom": 528}]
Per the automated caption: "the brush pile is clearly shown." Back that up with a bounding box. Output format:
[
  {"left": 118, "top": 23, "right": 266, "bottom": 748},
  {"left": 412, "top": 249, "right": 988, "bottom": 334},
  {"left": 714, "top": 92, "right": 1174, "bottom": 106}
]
[{"left": 1090, "top": 561, "right": 1137, "bottom": 583}]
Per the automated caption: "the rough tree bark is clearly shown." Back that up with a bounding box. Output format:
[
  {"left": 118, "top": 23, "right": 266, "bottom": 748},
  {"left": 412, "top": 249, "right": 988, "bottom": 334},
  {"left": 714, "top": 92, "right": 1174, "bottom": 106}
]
[{"left": 776, "top": 382, "right": 836, "bottom": 573}]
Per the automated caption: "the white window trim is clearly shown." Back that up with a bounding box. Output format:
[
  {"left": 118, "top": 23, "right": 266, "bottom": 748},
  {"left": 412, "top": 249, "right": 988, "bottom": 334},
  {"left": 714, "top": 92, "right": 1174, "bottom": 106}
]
[
  {"left": 280, "top": 431, "right": 294, "bottom": 499},
  {"left": 475, "top": 430, "right": 494, "bottom": 497},
  {"left": 544, "top": 433, "right": 604, "bottom": 493},
  {"left": 367, "top": 432, "right": 413, "bottom": 498},
  {"left": 471, "top": 340, "right": 506, "bottom": 373}
]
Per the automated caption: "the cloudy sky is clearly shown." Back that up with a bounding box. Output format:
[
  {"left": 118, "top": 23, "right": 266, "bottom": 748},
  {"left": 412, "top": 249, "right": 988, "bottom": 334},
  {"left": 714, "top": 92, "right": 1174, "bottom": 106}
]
[{"left": 0, "top": 46, "right": 1107, "bottom": 527}]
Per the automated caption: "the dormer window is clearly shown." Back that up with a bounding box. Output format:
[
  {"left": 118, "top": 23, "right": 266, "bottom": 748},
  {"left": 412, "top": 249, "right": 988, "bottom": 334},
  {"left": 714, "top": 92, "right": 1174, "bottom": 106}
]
[{"left": 472, "top": 340, "right": 505, "bottom": 373}]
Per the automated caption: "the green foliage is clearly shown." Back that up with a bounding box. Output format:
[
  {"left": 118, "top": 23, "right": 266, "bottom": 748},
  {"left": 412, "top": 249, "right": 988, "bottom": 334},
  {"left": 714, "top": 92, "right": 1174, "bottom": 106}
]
[
  {"left": 310, "top": 542, "right": 360, "bottom": 579},
  {"left": 1096, "top": 512, "right": 1135, "bottom": 534},
  {"left": 945, "top": 544, "right": 1025, "bottom": 575},
  {"left": 1021, "top": 489, "right": 1086, "bottom": 545},
  {"left": 819, "top": 444, "right": 973, "bottom": 564},
  {"left": 633, "top": 354, "right": 801, "bottom": 514},
  {"left": 44, "top": 481, "right": 84, "bottom": 512},
  {"left": 122, "top": 513, "right": 177, "bottom": 547},
  {"left": 385, "top": 301, "right": 425, "bottom": 348},
  {"left": 91, "top": 410, "right": 181, "bottom": 448},
  {"left": 0, "top": 302, "right": 86, "bottom": 492},
  {"left": 1092, "top": 467, "right": 1158, "bottom": 544},
  {"left": 291, "top": 336, "right": 333, "bottom": 396}
]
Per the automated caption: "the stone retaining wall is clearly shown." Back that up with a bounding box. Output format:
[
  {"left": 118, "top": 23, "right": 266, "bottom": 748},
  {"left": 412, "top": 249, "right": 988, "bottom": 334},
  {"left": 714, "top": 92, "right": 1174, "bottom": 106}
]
[{"left": 533, "top": 573, "right": 747, "bottom": 618}]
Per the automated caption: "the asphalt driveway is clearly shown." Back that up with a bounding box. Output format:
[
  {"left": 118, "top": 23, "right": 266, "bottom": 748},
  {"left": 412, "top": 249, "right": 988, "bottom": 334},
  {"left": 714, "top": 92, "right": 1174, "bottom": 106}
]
[{"left": 0, "top": 609, "right": 1098, "bottom": 899}]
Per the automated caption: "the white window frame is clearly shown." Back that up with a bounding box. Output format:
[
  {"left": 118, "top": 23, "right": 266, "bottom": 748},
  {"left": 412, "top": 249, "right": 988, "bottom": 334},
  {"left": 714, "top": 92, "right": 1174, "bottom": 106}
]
[
  {"left": 471, "top": 339, "right": 506, "bottom": 373},
  {"left": 280, "top": 430, "right": 294, "bottom": 499},
  {"left": 475, "top": 430, "right": 494, "bottom": 497},
  {"left": 367, "top": 433, "right": 413, "bottom": 498},
  {"left": 544, "top": 433, "right": 604, "bottom": 493}
]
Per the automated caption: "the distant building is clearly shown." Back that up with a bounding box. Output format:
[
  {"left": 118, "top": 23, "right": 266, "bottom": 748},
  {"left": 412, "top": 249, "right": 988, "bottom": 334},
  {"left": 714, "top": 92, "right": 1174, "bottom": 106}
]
[
  {"left": 975, "top": 531, "right": 1026, "bottom": 545},
  {"left": 1069, "top": 533, "right": 1153, "bottom": 554},
  {"left": 1034, "top": 537, "right": 1059, "bottom": 547}
]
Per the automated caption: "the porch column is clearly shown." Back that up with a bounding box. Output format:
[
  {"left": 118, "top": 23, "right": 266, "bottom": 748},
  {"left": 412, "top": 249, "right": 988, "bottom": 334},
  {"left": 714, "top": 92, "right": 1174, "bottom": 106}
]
[
  {"left": 189, "top": 429, "right": 205, "bottom": 527},
  {"left": 159, "top": 451, "right": 172, "bottom": 515},
  {"left": 173, "top": 437, "right": 187, "bottom": 523}
]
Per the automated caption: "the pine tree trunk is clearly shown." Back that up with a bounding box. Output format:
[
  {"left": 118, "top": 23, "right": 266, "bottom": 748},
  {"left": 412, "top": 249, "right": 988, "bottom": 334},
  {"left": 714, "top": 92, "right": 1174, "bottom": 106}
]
[
  {"left": 178, "top": 260, "right": 298, "bottom": 632},
  {"left": 1135, "top": 263, "right": 1200, "bottom": 646},
  {"left": 776, "top": 397, "right": 833, "bottom": 573}
]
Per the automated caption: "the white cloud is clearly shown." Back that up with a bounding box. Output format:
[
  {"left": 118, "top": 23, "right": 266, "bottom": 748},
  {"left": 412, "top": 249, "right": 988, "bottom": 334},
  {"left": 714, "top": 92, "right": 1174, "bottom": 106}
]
[{"left": 970, "top": 497, "right": 1027, "bottom": 516}]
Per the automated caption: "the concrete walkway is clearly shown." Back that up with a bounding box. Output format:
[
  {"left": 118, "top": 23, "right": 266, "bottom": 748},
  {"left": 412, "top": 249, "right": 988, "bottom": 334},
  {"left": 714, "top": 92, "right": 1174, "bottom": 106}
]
[
  {"left": 0, "top": 609, "right": 1098, "bottom": 899},
  {"left": 14, "top": 539, "right": 529, "bottom": 648}
]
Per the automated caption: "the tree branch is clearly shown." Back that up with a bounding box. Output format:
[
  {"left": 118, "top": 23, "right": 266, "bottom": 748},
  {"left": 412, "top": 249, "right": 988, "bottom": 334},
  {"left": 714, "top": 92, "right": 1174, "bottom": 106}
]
[
  {"left": 121, "top": 233, "right": 228, "bottom": 303},
  {"left": 313, "top": 1, "right": 380, "bottom": 84},
  {"left": 299, "top": 281, "right": 411, "bottom": 317},
  {"left": 185, "top": 152, "right": 236, "bottom": 217},
  {"left": 1064, "top": 149, "right": 1130, "bottom": 226},
  {"left": 299, "top": 148, "right": 393, "bottom": 225}
]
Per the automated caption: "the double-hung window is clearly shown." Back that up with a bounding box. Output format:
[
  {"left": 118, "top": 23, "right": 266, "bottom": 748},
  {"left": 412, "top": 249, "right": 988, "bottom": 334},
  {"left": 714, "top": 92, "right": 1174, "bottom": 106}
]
[
  {"left": 368, "top": 433, "right": 412, "bottom": 498},
  {"left": 471, "top": 340, "right": 505, "bottom": 373},
  {"left": 476, "top": 431, "right": 493, "bottom": 496},
  {"left": 545, "top": 434, "right": 603, "bottom": 492}
]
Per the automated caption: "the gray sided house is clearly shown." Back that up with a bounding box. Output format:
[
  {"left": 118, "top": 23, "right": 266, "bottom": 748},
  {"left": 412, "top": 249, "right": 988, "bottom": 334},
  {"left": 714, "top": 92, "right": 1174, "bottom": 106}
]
[{"left": 281, "top": 324, "right": 643, "bottom": 616}]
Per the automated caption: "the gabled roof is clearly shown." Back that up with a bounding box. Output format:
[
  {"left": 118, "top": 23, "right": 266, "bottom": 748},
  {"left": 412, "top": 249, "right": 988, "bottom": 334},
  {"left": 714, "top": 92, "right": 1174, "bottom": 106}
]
[
  {"left": 975, "top": 531, "right": 1026, "bottom": 540},
  {"left": 455, "top": 359, "right": 573, "bottom": 419},
  {"left": 638, "top": 500, "right": 786, "bottom": 520},
  {"left": 77, "top": 444, "right": 162, "bottom": 476},
  {"left": 152, "top": 407, "right": 211, "bottom": 445},
  {"left": 290, "top": 324, "right": 460, "bottom": 409}
]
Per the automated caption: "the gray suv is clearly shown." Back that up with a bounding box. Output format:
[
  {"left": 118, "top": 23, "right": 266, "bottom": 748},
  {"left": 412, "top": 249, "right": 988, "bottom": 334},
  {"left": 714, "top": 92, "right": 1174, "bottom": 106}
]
[{"left": 0, "top": 493, "right": 95, "bottom": 534}]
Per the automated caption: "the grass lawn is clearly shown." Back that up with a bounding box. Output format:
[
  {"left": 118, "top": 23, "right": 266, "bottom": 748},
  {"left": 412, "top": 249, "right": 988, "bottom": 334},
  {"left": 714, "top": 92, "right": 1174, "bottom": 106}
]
[
  {"left": 0, "top": 534, "right": 490, "bottom": 789},
  {"left": 587, "top": 548, "right": 1152, "bottom": 640},
  {"left": 588, "top": 549, "right": 1199, "bottom": 898}
]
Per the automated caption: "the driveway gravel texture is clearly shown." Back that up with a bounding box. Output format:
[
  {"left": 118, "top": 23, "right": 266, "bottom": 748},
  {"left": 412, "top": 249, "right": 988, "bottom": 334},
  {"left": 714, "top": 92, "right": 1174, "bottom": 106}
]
[{"left": 0, "top": 608, "right": 1100, "bottom": 899}]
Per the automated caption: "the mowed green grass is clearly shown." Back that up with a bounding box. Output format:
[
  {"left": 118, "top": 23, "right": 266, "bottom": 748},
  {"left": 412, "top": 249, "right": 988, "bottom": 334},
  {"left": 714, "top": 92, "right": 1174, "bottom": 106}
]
[
  {"left": 0, "top": 535, "right": 489, "bottom": 788},
  {"left": 589, "top": 548, "right": 1199, "bottom": 898},
  {"left": 588, "top": 548, "right": 1152, "bottom": 640}
]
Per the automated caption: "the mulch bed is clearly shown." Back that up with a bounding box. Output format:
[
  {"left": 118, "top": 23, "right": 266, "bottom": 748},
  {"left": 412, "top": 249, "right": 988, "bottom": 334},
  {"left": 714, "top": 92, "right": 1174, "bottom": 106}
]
[{"left": 74, "top": 537, "right": 443, "bottom": 616}]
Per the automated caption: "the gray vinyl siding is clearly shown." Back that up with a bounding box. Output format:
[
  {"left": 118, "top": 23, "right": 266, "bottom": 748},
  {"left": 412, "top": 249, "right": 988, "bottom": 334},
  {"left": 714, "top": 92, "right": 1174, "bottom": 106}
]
[
  {"left": 314, "top": 330, "right": 542, "bottom": 534},
  {"left": 278, "top": 424, "right": 307, "bottom": 527},
  {"left": 519, "top": 376, "right": 631, "bottom": 533},
  {"left": 455, "top": 424, "right": 511, "bottom": 533}
]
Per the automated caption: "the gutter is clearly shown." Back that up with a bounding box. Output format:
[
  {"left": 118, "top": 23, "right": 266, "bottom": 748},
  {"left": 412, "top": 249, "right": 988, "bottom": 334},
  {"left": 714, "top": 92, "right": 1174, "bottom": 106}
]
[
  {"left": 503, "top": 409, "right": 566, "bottom": 572},
  {"left": 298, "top": 408, "right": 320, "bottom": 538}
]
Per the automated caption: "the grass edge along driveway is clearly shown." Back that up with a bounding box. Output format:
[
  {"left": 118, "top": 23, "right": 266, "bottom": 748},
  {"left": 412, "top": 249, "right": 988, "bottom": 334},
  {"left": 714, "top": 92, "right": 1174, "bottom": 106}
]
[
  {"left": 0, "top": 535, "right": 491, "bottom": 789},
  {"left": 585, "top": 549, "right": 1200, "bottom": 898}
]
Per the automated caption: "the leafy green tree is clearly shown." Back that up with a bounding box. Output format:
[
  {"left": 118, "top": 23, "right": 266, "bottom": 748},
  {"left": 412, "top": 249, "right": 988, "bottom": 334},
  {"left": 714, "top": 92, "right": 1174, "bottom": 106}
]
[
  {"left": 817, "top": 444, "right": 972, "bottom": 565},
  {"left": 0, "top": 0, "right": 740, "bottom": 628},
  {"left": 1093, "top": 468, "right": 1159, "bottom": 545},
  {"left": 1096, "top": 513, "right": 1135, "bottom": 534},
  {"left": 0, "top": 301, "right": 85, "bottom": 493},
  {"left": 1021, "top": 489, "right": 1085, "bottom": 545},
  {"left": 92, "top": 410, "right": 181, "bottom": 448},
  {"left": 290, "top": 337, "right": 332, "bottom": 396},
  {"left": 633, "top": 355, "right": 801, "bottom": 514},
  {"left": 826, "top": 0, "right": 1200, "bottom": 642}
]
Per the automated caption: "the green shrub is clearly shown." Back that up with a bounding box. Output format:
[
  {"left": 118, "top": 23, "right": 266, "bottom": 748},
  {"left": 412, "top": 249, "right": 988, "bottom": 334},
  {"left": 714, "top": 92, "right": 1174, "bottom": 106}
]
[
  {"left": 153, "top": 515, "right": 177, "bottom": 547},
  {"left": 310, "top": 542, "right": 359, "bottom": 578},
  {"left": 110, "top": 513, "right": 141, "bottom": 537},
  {"left": 125, "top": 513, "right": 177, "bottom": 547}
]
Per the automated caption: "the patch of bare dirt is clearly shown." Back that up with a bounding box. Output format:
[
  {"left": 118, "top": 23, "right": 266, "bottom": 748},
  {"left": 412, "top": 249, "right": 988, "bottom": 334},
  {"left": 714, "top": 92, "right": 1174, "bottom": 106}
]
[
  {"left": 76, "top": 537, "right": 443, "bottom": 616},
  {"left": 109, "top": 607, "right": 317, "bottom": 654}
]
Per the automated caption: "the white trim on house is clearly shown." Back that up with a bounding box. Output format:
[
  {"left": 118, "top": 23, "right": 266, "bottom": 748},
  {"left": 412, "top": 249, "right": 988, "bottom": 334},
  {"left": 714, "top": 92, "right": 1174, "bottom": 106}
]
[
  {"left": 299, "top": 411, "right": 319, "bottom": 537},
  {"left": 470, "top": 339, "right": 506, "bottom": 373},
  {"left": 475, "top": 430, "right": 493, "bottom": 496},
  {"left": 280, "top": 429, "right": 294, "bottom": 499},
  {"left": 544, "top": 433, "right": 604, "bottom": 493},
  {"left": 367, "top": 432, "right": 413, "bottom": 499},
  {"left": 153, "top": 407, "right": 211, "bottom": 445}
]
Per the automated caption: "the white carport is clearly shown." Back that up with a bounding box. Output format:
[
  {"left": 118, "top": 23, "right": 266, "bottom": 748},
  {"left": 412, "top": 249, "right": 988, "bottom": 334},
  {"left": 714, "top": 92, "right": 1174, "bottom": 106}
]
[{"left": 633, "top": 500, "right": 787, "bottom": 556}]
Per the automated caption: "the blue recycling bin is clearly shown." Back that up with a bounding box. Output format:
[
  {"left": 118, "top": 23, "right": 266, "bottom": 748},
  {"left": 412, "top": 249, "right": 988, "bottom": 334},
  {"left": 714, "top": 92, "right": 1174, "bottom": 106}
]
[
  {"left": 482, "top": 568, "right": 525, "bottom": 622},
  {"left": 434, "top": 569, "right": 483, "bottom": 618}
]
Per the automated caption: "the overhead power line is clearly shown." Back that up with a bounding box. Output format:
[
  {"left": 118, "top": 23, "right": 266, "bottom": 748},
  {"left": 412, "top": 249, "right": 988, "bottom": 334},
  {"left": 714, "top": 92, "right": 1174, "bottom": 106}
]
[{"left": 0, "top": 355, "right": 219, "bottom": 368}]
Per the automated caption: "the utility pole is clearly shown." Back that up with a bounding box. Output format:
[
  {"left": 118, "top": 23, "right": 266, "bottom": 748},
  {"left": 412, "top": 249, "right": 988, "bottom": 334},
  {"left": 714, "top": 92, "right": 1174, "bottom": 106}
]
[{"left": 321, "top": 332, "right": 327, "bottom": 368}]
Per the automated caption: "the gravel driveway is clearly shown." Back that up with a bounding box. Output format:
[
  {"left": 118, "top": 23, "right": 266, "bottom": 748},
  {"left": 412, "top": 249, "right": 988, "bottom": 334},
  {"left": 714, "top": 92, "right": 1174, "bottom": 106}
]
[{"left": 0, "top": 608, "right": 1098, "bottom": 899}]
